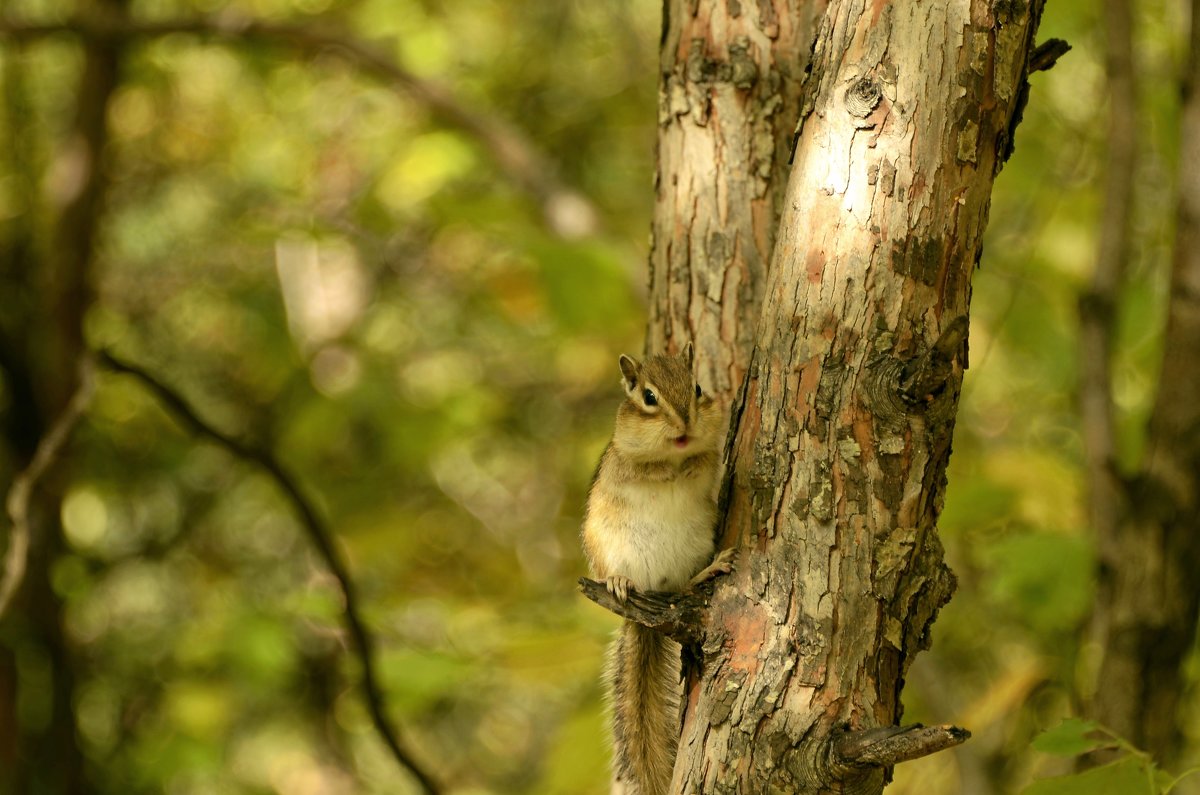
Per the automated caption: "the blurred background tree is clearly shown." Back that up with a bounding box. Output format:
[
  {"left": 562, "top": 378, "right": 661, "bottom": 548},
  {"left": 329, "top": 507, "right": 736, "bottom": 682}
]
[{"left": 0, "top": 1, "right": 1195, "bottom": 794}]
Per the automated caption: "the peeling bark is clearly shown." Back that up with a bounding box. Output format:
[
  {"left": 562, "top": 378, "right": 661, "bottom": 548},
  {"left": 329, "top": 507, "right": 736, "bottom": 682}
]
[
  {"left": 647, "top": 0, "right": 821, "bottom": 394},
  {"left": 644, "top": 2, "right": 1046, "bottom": 792}
]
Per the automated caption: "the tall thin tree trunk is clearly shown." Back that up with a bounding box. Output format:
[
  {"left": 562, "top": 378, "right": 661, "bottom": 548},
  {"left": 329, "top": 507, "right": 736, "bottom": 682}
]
[
  {"left": 1087, "top": 0, "right": 1200, "bottom": 764},
  {"left": 1, "top": 2, "right": 125, "bottom": 792}
]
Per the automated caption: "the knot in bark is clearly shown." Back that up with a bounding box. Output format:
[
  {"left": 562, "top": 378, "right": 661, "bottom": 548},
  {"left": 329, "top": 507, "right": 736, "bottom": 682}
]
[
  {"left": 897, "top": 317, "right": 968, "bottom": 409},
  {"left": 861, "top": 317, "right": 969, "bottom": 428},
  {"left": 845, "top": 76, "right": 883, "bottom": 118}
]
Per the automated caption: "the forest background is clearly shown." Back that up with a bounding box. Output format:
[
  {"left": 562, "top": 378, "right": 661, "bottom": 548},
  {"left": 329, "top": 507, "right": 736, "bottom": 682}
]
[{"left": 0, "top": 0, "right": 1194, "bottom": 793}]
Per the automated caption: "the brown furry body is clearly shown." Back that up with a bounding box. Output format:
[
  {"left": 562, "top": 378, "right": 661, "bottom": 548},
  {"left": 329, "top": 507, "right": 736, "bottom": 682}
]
[{"left": 581, "top": 346, "right": 724, "bottom": 795}]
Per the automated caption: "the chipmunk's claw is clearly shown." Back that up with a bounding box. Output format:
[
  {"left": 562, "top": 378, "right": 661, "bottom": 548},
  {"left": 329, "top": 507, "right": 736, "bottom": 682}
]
[
  {"left": 690, "top": 548, "right": 736, "bottom": 586},
  {"left": 605, "top": 575, "right": 633, "bottom": 603}
]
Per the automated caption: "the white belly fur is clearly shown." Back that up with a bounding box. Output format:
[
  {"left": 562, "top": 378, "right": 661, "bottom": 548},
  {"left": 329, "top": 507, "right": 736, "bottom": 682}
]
[{"left": 589, "top": 475, "right": 716, "bottom": 592}]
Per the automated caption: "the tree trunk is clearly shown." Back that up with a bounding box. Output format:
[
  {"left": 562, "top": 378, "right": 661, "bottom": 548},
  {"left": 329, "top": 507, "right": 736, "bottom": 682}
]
[
  {"left": 0, "top": 2, "right": 125, "bottom": 792},
  {"left": 647, "top": 0, "right": 821, "bottom": 391},
  {"left": 595, "top": 2, "right": 1050, "bottom": 792},
  {"left": 1087, "top": 0, "right": 1200, "bottom": 763}
]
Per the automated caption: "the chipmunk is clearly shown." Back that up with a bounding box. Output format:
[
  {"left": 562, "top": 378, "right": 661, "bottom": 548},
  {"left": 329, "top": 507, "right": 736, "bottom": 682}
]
[{"left": 581, "top": 342, "right": 734, "bottom": 795}]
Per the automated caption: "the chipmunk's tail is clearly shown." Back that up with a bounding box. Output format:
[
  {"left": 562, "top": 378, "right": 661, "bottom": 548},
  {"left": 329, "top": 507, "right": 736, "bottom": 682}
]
[{"left": 607, "top": 621, "right": 680, "bottom": 795}]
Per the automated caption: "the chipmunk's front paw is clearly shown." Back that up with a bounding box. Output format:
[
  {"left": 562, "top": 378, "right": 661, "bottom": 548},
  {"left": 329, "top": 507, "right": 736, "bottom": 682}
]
[
  {"left": 690, "top": 548, "right": 736, "bottom": 586},
  {"left": 710, "top": 547, "right": 736, "bottom": 574},
  {"left": 605, "top": 575, "right": 633, "bottom": 603}
]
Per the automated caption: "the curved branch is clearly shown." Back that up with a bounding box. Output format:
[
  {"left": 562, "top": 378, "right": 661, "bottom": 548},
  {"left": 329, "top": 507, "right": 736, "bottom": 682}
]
[
  {"left": 95, "top": 350, "right": 441, "bottom": 795},
  {"left": 0, "top": 357, "right": 96, "bottom": 620},
  {"left": 0, "top": 13, "right": 597, "bottom": 238}
]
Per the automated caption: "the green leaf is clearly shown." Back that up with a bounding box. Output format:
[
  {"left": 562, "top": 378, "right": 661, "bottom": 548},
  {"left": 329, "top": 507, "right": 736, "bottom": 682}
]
[
  {"left": 1031, "top": 718, "right": 1106, "bottom": 756},
  {"left": 1022, "top": 757, "right": 1155, "bottom": 795}
]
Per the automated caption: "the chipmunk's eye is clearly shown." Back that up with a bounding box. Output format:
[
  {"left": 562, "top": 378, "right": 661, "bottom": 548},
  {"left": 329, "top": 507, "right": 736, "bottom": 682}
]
[
  {"left": 643, "top": 389, "right": 658, "bottom": 407},
  {"left": 695, "top": 384, "right": 702, "bottom": 398}
]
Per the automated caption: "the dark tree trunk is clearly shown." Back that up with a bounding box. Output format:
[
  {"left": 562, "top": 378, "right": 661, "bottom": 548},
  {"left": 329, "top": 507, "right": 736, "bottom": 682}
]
[
  {"left": 0, "top": 3, "right": 126, "bottom": 793},
  {"left": 1086, "top": 0, "right": 1200, "bottom": 763}
]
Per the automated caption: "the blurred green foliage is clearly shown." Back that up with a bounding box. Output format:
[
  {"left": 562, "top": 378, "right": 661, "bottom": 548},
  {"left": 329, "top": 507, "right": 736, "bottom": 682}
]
[
  {"left": 0, "top": 0, "right": 1195, "bottom": 793},
  {"left": 892, "top": 0, "right": 1196, "bottom": 791},
  {"left": 1020, "top": 719, "right": 1200, "bottom": 794}
]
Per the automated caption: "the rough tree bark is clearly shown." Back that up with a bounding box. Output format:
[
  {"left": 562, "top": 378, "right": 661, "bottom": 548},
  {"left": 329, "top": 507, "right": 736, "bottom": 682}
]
[
  {"left": 586, "top": 1, "right": 1051, "bottom": 792},
  {"left": 1085, "top": 0, "right": 1200, "bottom": 764},
  {"left": 646, "top": 0, "right": 821, "bottom": 393}
]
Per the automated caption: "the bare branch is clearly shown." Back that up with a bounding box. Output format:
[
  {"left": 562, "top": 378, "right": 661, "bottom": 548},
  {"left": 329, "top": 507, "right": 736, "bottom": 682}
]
[
  {"left": 1030, "top": 38, "right": 1071, "bottom": 72},
  {"left": 95, "top": 350, "right": 441, "bottom": 795},
  {"left": 0, "top": 13, "right": 597, "bottom": 238},
  {"left": 0, "top": 357, "right": 96, "bottom": 620},
  {"left": 577, "top": 577, "right": 718, "bottom": 645},
  {"left": 832, "top": 723, "right": 971, "bottom": 770}
]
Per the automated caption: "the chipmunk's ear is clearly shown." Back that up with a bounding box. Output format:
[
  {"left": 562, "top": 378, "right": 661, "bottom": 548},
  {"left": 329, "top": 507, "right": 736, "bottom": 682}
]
[
  {"left": 682, "top": 341, "right": 694, "bottom": 367},
  {"left": 618, "top": 354, "right": 641, "bottom": 395}
]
